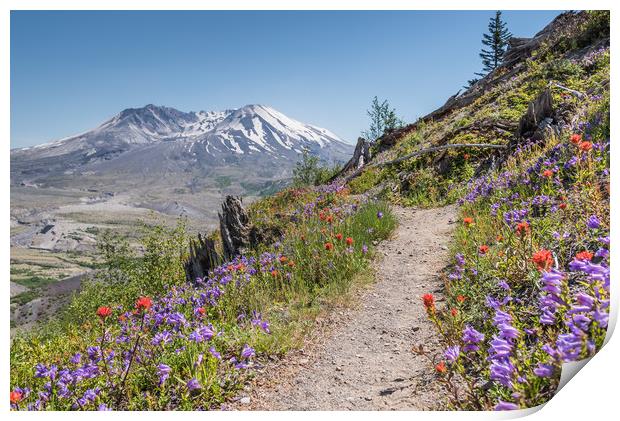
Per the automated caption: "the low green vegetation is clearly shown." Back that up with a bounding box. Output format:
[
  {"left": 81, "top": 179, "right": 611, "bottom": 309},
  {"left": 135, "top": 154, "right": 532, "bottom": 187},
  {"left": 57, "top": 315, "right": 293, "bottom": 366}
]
[{"left": 292, "top": 148, "right": 341, "bottom": 187}]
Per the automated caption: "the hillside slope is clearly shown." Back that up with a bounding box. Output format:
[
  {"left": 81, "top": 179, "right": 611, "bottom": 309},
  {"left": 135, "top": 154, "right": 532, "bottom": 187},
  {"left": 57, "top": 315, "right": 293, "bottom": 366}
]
[{"left": 339, "top": 10, "right": 610, "bottom": 410}]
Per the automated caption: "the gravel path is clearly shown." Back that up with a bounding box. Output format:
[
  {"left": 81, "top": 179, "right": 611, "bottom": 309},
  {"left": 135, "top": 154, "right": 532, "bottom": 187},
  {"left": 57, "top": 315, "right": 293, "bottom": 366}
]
[{"left": 238, "top": 205, "right": 457, "bottom": 410}]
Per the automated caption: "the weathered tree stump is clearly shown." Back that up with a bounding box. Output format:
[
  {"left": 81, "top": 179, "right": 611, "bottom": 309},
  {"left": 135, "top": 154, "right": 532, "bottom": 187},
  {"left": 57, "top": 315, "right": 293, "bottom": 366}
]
[
  {"left": 184, "top": 234, "right": 220, "bottom": 283},
  {"left": 344, "top": 137, "right": 371, "bottom": 172},
  {"left": 330, "top": 137, "right": 371, "bottom": 181},
  {"left": 219, "top": 195, "right": 250, "bottom": 260},
  {"left": 517, "top": 89, "right": 554, "bottom": 139}
]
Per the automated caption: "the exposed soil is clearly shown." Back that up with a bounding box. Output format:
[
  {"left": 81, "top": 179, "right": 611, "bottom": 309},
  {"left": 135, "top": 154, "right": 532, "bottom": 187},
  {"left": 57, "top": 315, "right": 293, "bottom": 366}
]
[{"left": 235, "top": 205, "right": 457, "bottom": 410}]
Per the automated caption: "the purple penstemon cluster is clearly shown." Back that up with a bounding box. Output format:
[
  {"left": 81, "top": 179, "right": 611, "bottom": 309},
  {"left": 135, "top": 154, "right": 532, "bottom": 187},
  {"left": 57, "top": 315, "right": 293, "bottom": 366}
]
[
  {"left": 552, "top": 243, "right": 610, "bottom": 362},
  {"left": 11, "top": 249, "right": 284, "bottom": 410},
  {"left": 462, "top": 325, "right": 485, "bottom": 352},
  {"left": 444, "top": 345, "right": 461, "bottom": 364},
  {"left": 486, "top": 296, "right": 519, "bottom": 389},
  {"left": 538, "top": 269, "right": 567, "bottom": 325}
]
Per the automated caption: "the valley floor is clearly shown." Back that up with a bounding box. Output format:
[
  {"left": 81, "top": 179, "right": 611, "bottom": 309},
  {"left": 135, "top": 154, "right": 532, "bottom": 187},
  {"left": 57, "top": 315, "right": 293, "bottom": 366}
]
[{"left": 236, "top": 205, "right": 457, "bottom": 410}]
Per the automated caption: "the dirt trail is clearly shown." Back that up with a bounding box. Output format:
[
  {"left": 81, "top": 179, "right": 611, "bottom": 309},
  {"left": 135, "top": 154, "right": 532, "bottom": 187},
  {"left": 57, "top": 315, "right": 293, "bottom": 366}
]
[{"left": 240, "top": 205, "right": 458, "bottom": 410}]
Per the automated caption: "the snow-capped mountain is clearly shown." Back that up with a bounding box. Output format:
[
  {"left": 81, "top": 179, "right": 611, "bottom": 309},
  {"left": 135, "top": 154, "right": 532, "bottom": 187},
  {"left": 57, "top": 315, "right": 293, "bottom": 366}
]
[{"left": 11, "top": 104, "right": 353, "bottom": 185}]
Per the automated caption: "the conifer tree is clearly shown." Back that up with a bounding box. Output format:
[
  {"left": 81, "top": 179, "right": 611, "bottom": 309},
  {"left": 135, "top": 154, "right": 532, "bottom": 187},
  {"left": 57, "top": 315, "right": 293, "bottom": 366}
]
[{"left": 477, "top": 11, "right": 512, "bottom": 76}]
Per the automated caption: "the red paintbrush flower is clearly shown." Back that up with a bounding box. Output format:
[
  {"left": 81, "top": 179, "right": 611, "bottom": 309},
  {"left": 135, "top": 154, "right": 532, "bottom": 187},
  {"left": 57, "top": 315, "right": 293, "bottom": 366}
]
[
  {"left": 579, "top": 141, "right": 593, "bottom": 152},
  {"left": 422, "top": 293, "right": 435, "bottom": 313},
  {"left": 570, "top": 133, "right": 582, "bottom": 144},
  {"left": 515, "top": 221, "right": 530, "bottom": 236},
  {"left": 479, "top": 244, "right": 489, "bottom": 255},
  {"left": 575, "top": 251, "right": 593, "bottom": 261},
  {"left": 435, "top": 361, "right": 447, "bottom": 373},
  {"left": 136, "top": 296, "right": 152, "bottom": 312},
  {"left": 96, "top": 306, "right": 112, "bottom": 319},
  {"left": 346, "top": 237, "right": 354, "bottom": 246},
  {"left": 532, "top": 249, "right": 553, "bottom": 271},
  {"left": 324, "top": 242, "right": 334, "bottom": 251},
  {"left": 10, "top": 391, "right": 22, "bottom": 404},
  {"left": 542, "top": 169, "right": 553, "bottom": 178}
]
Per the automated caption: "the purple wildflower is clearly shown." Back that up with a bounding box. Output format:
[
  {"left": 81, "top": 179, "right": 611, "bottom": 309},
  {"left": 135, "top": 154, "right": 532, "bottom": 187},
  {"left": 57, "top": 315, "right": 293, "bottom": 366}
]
[
  {"left": 587, "top": 215, "right": 601, "bottom": 229},
  {"left": 444, "top": 345, "right": 460, "bottom": 363},
  {"left": 533, "top": 364, "right": 554, "bottom": 378},
  {"left": 157, "top": 364, "right": 171, "bottom": 386},
  {"left": 186, "top": 378, "right": 201, "bottom": 392},
  {"left": 209, "top": 347, "right": 222, "bottom": 360},
  {"left": 241, "top": 344, "right": 256, "bottom": 359},
  {"left": 495, "top": 401, "right": 519, "bottom": 411},
  {"left": 462, "top": 325, "right": 485, "bottom": 352}
]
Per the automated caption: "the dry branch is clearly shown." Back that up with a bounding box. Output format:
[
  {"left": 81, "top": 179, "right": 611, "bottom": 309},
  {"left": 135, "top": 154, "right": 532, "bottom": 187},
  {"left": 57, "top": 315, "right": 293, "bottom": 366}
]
[{"left": 376, "top": 143, "right": 507, "bottom": 167}]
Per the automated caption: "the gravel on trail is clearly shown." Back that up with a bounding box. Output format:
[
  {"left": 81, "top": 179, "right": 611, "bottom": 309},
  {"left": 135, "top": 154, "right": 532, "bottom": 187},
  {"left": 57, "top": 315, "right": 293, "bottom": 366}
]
[{"left": 234, "top": 205, "right": 458, "bottom": 410}]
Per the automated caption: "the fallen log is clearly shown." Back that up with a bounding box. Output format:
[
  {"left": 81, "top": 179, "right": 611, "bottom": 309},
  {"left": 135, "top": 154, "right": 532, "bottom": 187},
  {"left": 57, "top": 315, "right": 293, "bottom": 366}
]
[
  {"left": 376, "top": 143, "right": 507, "bottom": 167},
  {"left": 343, "top": 143, "right": 507, "bottom": 183},
  {"left": 548, "top": 82, "right": 587, "bottom": 99}
]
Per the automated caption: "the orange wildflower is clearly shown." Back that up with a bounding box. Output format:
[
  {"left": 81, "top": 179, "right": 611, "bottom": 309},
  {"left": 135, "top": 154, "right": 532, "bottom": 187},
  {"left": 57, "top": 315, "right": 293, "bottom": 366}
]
[{"left": 422, "top": 293, "right": 435, "bottom": 313}]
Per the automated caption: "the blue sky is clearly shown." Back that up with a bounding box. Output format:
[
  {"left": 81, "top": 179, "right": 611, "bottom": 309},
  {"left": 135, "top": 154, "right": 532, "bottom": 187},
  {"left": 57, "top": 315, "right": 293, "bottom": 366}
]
[{"left": 11, "top": 10, "right": 562, "bottom": 148}]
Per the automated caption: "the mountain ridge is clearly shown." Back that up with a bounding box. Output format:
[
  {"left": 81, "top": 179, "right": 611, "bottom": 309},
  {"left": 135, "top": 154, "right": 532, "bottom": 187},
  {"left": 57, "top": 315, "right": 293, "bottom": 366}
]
[{"left": 11, "top": 103, "right": 353, "bottom": 186}]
